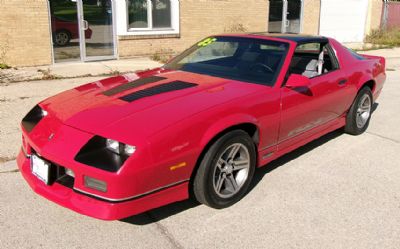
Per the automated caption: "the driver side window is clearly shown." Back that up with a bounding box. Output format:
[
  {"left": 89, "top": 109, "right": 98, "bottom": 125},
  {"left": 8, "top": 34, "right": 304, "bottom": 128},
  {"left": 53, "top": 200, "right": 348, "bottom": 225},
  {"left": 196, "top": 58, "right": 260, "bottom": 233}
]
[{"left": 289, "top": 42, "right": 339, "bottom": 79}]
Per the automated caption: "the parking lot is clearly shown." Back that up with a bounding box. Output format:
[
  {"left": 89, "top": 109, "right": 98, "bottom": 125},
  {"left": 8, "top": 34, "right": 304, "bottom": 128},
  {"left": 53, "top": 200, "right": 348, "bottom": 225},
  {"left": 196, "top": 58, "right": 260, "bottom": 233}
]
[{"left": 0, "top": 55, "right": 399, "bottom": 248}]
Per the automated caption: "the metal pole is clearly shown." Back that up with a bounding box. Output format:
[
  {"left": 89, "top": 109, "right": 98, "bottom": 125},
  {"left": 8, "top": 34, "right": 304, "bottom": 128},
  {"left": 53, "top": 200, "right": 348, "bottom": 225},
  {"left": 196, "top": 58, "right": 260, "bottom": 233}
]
[
  {"left": 382, "top": 0, "right": 388, "bottom": 29},
  {"left": 282, "top": 0, "right": 288, "bottom": 33}
]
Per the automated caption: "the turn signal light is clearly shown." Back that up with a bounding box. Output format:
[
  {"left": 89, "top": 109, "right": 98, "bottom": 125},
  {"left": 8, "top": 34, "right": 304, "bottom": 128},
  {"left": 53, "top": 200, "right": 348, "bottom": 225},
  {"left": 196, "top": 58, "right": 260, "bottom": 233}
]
[{"left": 84, "top": 176, "right": 107, "bottom": 192}]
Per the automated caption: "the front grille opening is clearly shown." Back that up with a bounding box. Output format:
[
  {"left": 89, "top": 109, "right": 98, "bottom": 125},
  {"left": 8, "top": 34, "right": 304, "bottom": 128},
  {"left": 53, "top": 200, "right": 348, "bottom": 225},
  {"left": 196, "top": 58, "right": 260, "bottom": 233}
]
[
  {"left": 30, "top": 150, "right": 75, "bottom": 188},
  {"left": 55, "top": 165, "right": 75, "bottom": 189}
]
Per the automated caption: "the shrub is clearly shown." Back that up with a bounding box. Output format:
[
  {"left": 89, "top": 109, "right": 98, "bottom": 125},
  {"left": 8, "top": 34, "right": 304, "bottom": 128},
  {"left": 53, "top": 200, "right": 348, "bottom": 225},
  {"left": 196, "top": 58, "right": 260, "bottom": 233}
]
[
  {"left": 150, "top": 48, "right": 175, "bottom": 64},
  {"left": 0, "top": 63, "right": 10, "bottom": 69},
  {"left": 365, "top": 28, "right": 400, "bottom": 47},
  {"left": 0, "top": 39, "right": 10, "bottom": 69}
]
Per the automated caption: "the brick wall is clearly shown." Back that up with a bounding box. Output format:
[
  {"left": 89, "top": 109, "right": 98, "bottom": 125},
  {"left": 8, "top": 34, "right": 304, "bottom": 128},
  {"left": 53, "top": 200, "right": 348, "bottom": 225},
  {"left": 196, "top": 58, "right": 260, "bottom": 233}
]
[
  {"left": 118, "top": 0, "right": 269, "bottom": 58},
  {"left": 302, "top": 0, "right": 321, "bottom": 35},
  {"left": 0, "top": 0, "right": 52, "bottom": 67},
  {"left": 0, "top": 0, "right": 384, "bottom": 67},
  {"left": 366, "top": 0, "right": 383, "bottom": 33}
]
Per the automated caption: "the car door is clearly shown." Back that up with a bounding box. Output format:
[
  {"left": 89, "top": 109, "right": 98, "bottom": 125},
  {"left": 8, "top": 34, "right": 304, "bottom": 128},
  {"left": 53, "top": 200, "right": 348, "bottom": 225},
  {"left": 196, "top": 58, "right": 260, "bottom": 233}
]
[{"left": 278, "top": 42, "right": 350, "bottom": 148}]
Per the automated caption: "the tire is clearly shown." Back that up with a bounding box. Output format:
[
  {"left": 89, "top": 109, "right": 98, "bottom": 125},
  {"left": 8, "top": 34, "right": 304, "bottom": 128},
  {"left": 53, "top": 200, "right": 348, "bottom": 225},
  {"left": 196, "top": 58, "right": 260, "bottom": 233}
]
[
  {"left": 54, "top": 30, "right": 71, "bottom": 47},
  {"left": 345, "top": 87, "right": 373, "bottom": 135},
  {"left": 193, "top": 130, "right": 256, "bottom": 209}
]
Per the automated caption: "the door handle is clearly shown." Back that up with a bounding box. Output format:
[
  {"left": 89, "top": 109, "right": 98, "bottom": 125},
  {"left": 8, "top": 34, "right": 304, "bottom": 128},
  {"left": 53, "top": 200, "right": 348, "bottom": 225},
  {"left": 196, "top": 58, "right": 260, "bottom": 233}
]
[
  {"left": 338, "top": 79, "right": 348, "bottom": 86},
  {"left": 82, "top": 20, "right": 89, "bottom": 30}
]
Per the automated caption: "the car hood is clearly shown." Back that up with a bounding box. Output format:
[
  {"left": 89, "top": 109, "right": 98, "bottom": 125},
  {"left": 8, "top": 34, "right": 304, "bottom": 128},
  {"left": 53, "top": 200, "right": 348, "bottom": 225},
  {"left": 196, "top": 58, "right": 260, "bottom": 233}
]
[{"left": 40, "top": 69, "right": 264, "bottom": 141}]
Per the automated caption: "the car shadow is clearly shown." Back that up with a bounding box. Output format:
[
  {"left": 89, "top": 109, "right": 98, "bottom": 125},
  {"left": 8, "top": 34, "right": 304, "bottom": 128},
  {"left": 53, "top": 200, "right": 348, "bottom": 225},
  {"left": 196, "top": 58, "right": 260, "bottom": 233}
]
[
  {"left": 249, "top": 129, "right": 343, "bottom": 192},
  {"left": 121, "top": 198, "right": 201, "bottom": 225},
  {"left": 372, "top": 102, "right": 379, "bottom": 113},
  {"left": 121, "top": 128, "right": 346, "bottom": 226},
  {"left": 251, "top": 101, "right": 379, "bottom": 188}
]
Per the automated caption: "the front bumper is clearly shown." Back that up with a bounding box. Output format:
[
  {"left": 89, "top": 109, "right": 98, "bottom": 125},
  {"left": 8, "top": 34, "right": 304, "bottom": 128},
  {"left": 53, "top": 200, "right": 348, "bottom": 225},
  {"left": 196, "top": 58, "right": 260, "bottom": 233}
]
[{"left": 17, "top": 149, "right": 189, "bottom": 220}]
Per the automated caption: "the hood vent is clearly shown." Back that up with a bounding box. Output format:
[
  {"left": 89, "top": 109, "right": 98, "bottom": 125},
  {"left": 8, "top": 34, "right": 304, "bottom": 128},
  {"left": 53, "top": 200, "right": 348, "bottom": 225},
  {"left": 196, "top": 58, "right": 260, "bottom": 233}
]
[
  {"left": 103, "top": 76, "right": 167, "bottom": 96},
  {"left": 120, "top": 81, "right": 198, "bottom": 103}
]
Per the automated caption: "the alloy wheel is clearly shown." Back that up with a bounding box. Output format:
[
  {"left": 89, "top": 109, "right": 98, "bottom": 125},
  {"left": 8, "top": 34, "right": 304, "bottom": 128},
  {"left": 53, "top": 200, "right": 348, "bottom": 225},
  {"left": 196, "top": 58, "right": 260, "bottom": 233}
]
[
  {"left": 356, "top": 94, "right": 371, "bottom": 128},
  {"left": 212, "top": 143, "right": 250, "bottom": 198}
]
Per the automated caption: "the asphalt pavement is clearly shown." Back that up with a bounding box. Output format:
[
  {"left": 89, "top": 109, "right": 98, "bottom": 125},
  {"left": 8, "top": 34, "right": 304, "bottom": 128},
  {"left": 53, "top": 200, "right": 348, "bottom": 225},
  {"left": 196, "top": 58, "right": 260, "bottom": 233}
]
[{"left": 0, "top": 55, "right": 399, "bottom": 248}]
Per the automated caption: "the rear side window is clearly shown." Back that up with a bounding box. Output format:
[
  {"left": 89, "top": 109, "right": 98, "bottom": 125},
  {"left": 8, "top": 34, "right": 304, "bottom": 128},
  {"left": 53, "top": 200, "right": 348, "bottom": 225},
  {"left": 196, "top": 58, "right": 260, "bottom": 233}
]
[
  {"left": 347, "top": 48, "right": 366, "bottom": 60},
  {"left": 289, "top": 42, "right": 339, "bottom": 78}
]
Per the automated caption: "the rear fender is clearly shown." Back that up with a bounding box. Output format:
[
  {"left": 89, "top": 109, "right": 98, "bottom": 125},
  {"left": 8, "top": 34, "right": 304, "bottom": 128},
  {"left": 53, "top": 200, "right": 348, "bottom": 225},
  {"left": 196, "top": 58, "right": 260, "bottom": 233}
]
[{"left": 356, "top": 75, "right": 375, "bottom": 92}]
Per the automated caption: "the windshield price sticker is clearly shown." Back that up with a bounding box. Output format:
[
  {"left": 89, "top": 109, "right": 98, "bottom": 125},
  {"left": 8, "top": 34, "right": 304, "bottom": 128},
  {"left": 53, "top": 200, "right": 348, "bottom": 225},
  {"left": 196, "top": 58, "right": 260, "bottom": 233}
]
[{"left": 198, "top": 37, "right": 217, "bottom": 47}]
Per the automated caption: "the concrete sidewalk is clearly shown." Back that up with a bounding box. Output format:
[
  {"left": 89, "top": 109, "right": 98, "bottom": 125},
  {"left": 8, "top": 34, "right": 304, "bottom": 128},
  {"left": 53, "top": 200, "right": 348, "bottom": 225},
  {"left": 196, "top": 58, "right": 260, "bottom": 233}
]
[
  {"left": 359, "top": 47, "right": 400, "bottom": 70},
  {"left": 359, "top": 47, "right": 400, "bottom": 59},
  {"left": 0, "top": 57, "right": 162, "bottom": 84}
]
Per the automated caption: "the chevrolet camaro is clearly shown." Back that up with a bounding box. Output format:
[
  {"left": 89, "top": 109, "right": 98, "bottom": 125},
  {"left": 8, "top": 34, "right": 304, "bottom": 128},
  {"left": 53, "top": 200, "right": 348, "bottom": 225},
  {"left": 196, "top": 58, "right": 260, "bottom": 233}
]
[{"left": 18, "top": 33, "right": 386, "bottom": 220}]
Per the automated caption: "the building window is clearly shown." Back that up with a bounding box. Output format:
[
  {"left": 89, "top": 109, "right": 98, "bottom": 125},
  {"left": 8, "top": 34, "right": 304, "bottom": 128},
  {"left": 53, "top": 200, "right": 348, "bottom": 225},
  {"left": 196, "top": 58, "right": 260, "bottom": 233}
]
[
  {"left": 115, "top": 0, "right": 179, "bottom": 36},
  {"left": 127, "top": 0, "right": 176, "bottom": 31}
]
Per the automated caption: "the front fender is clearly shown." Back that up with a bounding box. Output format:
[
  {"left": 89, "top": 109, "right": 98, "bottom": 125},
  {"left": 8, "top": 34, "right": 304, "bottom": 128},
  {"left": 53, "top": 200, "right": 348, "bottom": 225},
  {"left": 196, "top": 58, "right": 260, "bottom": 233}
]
[{"left": 200, "top": 113, "right": 259, "bottom": 148}]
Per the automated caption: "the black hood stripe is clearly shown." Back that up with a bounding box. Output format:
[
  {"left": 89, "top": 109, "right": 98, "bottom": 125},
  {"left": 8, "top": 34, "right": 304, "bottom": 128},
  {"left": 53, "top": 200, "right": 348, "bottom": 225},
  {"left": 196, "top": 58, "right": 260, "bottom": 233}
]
[
  {"left": 103, "top": 76, "right": 167, "bottom": 96},
  {"left": 119, "top": 81, "right": 198, "bottom": 103}
]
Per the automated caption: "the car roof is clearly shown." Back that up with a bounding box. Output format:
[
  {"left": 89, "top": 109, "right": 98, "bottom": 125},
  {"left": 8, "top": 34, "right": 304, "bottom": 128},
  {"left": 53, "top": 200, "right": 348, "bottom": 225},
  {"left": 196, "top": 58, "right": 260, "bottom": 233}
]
[{"left": 249, "top": 32, "right": 329, "bottom": 44}]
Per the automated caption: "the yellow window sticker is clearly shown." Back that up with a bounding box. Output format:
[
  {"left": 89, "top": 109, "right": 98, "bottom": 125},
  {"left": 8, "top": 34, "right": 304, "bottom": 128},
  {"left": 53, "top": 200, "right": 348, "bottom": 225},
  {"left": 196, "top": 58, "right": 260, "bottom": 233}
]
[{"left": 197, "top": 37, "right": 217, "bottom": 47}]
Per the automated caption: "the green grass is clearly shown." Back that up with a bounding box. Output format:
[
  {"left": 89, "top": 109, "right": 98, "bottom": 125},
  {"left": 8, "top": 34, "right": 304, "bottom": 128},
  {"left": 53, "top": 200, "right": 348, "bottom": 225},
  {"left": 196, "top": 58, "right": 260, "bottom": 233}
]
[
  {"left": 0, "top": 63, "right": 10, "bottom": 69},
  {"left": 365, "top": 28, "right": 400, "bottom": 47}
]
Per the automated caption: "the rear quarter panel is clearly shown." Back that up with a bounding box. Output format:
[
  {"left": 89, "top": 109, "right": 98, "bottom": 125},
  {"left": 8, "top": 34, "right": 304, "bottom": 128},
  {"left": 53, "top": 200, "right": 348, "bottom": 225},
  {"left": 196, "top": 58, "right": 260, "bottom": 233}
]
[{"left": 330, "top": 38, "right": 386, "bottom": 102}]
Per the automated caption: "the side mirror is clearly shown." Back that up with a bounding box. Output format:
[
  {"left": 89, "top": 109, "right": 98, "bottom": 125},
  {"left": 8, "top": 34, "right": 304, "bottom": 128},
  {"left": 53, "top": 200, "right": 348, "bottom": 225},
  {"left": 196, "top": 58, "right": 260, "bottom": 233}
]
[{"left": 285, "top": 74, "right": 311, "bottom": 88}]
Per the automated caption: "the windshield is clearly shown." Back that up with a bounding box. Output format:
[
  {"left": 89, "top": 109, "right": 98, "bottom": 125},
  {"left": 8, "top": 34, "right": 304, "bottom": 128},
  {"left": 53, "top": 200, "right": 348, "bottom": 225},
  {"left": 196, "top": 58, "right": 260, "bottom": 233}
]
[{"left": 164, "top": 36, "right": 289, "bottom": 86}]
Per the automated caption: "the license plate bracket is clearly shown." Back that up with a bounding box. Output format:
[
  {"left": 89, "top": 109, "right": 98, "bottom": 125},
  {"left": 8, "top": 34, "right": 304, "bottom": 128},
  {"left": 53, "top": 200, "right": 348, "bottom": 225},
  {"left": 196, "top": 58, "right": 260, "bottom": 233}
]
[{"left": 31, "top": 154, "right": 51, "bottom": 185}]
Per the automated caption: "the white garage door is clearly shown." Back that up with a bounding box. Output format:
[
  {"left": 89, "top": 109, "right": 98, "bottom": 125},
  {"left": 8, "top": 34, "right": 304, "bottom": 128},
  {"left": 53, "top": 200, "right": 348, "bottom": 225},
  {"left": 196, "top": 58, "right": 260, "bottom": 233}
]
[{"left": 319, "top": 0, "right": 369, "bottom": 43}]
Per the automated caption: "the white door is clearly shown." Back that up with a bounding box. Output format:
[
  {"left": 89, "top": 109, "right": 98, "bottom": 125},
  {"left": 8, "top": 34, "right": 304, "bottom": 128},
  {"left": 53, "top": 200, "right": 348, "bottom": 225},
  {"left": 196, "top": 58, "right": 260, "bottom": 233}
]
[{"left": 319, "top": 0, "right": 369, "bottom": 43}]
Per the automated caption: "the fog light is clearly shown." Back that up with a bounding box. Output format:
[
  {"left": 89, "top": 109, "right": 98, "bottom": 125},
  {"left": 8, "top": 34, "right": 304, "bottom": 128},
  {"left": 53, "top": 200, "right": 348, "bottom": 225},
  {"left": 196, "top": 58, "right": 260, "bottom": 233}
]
[
  {"left": 65, "top": 168, "right": 75, "bottom": 178},
  {"left": 84, "top": 176, "right": 107, "bottom": 192}
]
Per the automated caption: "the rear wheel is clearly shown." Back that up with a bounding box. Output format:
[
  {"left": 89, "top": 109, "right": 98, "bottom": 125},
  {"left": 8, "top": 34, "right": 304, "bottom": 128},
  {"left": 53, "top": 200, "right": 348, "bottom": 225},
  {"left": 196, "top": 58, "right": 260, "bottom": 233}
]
[
  {"left": 345, "top": 87, "right": 373, "bottom": 135},
  {"left": 54, "top": 30, "right": 71, "bottom": 47},
  {"left": 193, "top": 130, "right": 256, "bottom": 208}
]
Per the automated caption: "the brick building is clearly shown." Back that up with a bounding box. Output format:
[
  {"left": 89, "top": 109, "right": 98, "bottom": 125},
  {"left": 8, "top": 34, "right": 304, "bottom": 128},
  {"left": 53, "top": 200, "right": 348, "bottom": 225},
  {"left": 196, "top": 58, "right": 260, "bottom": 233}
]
[{"left": 0, "top": 0, "right": 384, "bottom": 67}]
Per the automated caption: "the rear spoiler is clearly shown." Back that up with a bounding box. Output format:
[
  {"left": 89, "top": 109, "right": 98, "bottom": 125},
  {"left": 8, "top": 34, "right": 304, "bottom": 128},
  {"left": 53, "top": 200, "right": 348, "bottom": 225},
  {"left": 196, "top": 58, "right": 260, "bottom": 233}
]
[{"left": 361, "top": 54, "right": 386, "bottom": 70}]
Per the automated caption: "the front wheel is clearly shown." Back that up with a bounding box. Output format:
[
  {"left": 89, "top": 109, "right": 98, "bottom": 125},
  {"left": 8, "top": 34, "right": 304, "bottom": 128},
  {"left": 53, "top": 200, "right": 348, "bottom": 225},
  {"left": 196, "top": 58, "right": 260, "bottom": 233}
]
[
  {"left": 345, "top": 87, "right": 373, "bottom": 135},
  {"left": 193, "top": 130, "right": 256, "bottom": 209}
]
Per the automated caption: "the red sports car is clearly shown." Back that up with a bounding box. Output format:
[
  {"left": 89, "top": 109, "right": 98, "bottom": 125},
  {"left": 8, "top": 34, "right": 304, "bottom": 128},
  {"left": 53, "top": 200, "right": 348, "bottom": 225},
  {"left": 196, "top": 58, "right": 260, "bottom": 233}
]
[
  {"left": 18, "top": 34, "right": 386, "bottom": 220},
  {"left": 51, "top": 17, "right": 93, "bottom": 46}
]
